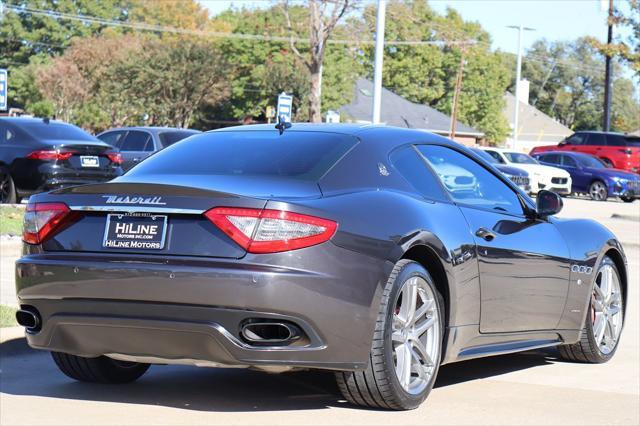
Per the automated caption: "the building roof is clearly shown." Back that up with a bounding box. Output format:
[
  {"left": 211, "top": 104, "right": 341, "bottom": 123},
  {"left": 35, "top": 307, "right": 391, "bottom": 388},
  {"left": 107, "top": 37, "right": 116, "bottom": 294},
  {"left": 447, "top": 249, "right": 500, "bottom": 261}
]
[
  {"left": 630, "top": 129, "right": 640, "bottom": 136},
  {"left": 339, "top": 78, "right": 484, "bottom": 137},
  {"left": 503, "top": 92, "right": 572, "bottom": 143}
]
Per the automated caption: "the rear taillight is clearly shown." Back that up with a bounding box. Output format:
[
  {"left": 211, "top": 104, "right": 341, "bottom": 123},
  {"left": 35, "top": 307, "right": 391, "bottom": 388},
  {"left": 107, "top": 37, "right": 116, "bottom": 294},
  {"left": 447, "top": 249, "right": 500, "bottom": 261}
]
[
  {"left": 107, "top": 152, "right": 123, "bottom": 165},
  {"left": 23, "top": 202, "right": 74, "bottom": 244},
  {"left": 205, "top": 207, "right": 337, "bottom": 253},
  {"left": 26, "top": 150, "right": 74, "bottom": 161}
]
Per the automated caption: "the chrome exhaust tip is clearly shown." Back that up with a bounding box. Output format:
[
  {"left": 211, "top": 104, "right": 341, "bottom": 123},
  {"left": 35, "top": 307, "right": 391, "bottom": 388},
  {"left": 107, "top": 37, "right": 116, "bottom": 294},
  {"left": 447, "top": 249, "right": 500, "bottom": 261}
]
[
  {"left": 240, "top": 321, "right": 301, "bottom": 345},
  {"left": 16, "top": 307, "right": 41, "bottom": 332}
]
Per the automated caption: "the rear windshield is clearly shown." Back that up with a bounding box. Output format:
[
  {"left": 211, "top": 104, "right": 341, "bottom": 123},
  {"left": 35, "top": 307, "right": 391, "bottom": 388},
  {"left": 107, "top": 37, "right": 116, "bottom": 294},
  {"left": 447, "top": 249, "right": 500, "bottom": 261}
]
[
  {"left": 19, "top": 122, "right": 96, "bottom": 141},
  {"left": 129, "top": 131, "right": 358, "bottom": 181},
  {"left": 622, "top": 136, "right": 640, "bottom": 147},
  {"left": 159, "top": 130, "right": 200, "bottom": 147}
]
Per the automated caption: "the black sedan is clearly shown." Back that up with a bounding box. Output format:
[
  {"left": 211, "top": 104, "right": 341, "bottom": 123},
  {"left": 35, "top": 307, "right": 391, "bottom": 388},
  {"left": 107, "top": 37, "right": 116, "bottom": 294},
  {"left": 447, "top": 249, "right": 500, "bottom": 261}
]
[
  {"left": 97, "top": 127, "right": 201, "bottom": 171},
  {"left": 15, "top": 124, "right": 626, "bottom": 410},
  {"left": 0, "top": 117, "right": 123, "bottom": 203}
]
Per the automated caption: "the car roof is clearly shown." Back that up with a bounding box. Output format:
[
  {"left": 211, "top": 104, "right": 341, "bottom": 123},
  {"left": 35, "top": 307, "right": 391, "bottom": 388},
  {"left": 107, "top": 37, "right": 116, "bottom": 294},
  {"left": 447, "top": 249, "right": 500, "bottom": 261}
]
[
  {"left": 534, "top": 151, "right": 594, "bottom": 159},
  {"left": 0, "top": 117, "right": 70, "bottom": 126},
  {"left": 211, "top": 122, "right": 380, "bottom": 135},
  {"left": 573, "top": 130, "right": 627, "bottom": 136},
  {"left": 100, "top": 126, "right": 201, "bottom": 133}
]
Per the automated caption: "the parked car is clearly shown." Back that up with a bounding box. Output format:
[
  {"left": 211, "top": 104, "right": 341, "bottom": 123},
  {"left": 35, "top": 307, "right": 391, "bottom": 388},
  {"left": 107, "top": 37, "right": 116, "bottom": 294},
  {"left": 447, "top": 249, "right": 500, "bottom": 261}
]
[
  {"left": 471, "top": 148, "right": 531, "bottom": 193},
  {"left": 97, "top": 127, "right": 201, "bottom": 171},
  {"left": 481, "top": 147, "right": 572, "bottom": 195},
  {"left": 0, "top": 117, "right": 123, "bottom": 204},
  {"left": 530, "top": 131, "right": 640, "bottom": 174},
  {"left": 15, "top": 124, "right": 626, "bottom": 410},
  {"left": 532, "top": 151, "right": 640, "bottom": 202}
]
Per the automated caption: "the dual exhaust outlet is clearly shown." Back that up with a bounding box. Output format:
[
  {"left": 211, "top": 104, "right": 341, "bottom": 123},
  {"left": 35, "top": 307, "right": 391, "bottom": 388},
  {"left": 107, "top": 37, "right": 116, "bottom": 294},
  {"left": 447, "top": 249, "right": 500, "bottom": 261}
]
[{"left": 240, "top": 320, "right": 302, "bottom": 345}]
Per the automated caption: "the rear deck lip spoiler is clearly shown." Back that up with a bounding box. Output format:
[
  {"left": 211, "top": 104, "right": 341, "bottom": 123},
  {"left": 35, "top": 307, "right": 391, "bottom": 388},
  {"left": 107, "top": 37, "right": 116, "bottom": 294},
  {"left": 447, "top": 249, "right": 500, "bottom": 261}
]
[{"left": 68, "top": 205, "right": 204, "bottom": 215}]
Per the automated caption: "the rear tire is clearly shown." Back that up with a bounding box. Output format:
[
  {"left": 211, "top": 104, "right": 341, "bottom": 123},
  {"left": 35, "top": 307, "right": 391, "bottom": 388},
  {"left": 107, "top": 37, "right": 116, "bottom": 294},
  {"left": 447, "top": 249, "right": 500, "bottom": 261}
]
[
  {"left": 0, "top": 168, "right": 17, "bottom": 204},
  {"left": 335, "top": 259, "right": 444, "bottom": 410},
  {"left": 589, "top": 180, "right": 608, "bottom": 201},
  {"left": 558, "top": 256, "right": 624, "bottom": 363},
  {"left": 51, "top": 352, "right": 150, "bottom": 383},
  {"left": 620, "top": 196, "right": 635, "bottom": 203}
]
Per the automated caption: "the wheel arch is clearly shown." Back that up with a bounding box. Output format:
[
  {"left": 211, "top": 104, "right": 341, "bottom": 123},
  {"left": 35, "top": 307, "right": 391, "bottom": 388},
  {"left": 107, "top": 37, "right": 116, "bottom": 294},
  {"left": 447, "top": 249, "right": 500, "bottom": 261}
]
[{"left": 605, "top": 247, "right": 628, "bottom": 317}]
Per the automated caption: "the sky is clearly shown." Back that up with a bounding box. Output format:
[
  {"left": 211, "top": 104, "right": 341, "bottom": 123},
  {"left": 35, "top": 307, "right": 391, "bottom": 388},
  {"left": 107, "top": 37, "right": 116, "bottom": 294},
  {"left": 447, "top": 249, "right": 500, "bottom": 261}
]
[{"left": 199, "top": 0, "right": 637, "bottom": 89}]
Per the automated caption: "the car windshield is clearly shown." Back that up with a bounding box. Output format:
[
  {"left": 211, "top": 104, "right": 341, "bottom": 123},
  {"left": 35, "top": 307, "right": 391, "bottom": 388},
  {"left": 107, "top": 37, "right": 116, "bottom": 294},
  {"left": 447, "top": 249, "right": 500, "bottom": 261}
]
[
  {"left": 129, "top": 130, "right": 358, "bottom": 181},
  {"left": 576, "top": 155, "right": 606, "bottom": 169},
  {"left": 471, "top": 148, "right": 498, "bottom": 164},
  {"left": 504, "top": 152, "right": 538, "bottom": 164},
  {"left": 19, "top": 121, "right": 96, "bottom": 141}
]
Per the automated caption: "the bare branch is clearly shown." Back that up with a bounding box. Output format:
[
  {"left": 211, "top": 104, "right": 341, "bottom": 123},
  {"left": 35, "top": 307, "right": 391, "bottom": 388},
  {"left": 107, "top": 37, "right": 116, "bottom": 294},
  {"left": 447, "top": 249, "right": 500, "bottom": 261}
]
[
  {"left": 323, "top": 0, "right": 351, "bottom": 42},
  {"left": 280, "top": 0, "right": 312, "bottom": 70}
]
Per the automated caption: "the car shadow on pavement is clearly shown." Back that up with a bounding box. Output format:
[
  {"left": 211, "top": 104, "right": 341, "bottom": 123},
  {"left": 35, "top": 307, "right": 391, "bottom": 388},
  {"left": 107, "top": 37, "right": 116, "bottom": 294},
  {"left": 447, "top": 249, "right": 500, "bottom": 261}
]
[{"left": 1, "top": 336, "right": 559, "bottom": 412}]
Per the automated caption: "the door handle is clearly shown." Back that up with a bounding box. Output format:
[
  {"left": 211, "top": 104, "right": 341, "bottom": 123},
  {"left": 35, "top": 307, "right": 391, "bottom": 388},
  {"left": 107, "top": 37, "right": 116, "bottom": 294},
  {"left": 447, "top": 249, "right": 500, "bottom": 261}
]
[{"left": 475, "top": 227, "right": 496, "bottom": 241}]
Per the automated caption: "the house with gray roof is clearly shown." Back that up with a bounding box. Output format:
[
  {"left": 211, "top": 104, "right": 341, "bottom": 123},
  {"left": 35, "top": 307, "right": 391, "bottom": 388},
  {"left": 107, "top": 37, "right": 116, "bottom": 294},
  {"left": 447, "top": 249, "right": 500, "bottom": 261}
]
[{"left": 339, "top": 78, "right": 484, "bottom": 146}]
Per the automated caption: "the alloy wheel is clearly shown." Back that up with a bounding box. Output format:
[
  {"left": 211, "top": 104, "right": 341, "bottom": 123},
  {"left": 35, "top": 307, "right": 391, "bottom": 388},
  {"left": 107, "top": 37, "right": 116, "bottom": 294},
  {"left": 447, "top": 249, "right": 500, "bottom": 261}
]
[
  {"left": 589, "top": 182, "right": 607, "bottom": 201},
  {"left": 0, "top": 172, "right": 11, "bottom": 203},
  {"left": 591, "top": 263, "right": 623, "bottom": 355},
  {"left": 392, "top": 276, "right": 440, "bottom": 395}
]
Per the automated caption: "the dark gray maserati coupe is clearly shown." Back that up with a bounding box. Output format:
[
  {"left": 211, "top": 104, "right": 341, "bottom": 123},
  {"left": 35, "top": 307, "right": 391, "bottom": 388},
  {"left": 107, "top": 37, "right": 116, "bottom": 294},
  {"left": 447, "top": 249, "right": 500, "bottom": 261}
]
[{"left": 15, "top": 124, "right": 626, "bottom": 410}]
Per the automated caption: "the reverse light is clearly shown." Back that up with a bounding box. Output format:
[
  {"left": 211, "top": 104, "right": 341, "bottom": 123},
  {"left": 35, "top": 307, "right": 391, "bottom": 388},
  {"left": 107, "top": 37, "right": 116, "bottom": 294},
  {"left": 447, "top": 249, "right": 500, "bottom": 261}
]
[
  {"left": 23, "top": 202, "right": 74, "bottom": 244},
  {"left": 205, "top": 207, "right": 338, "bottom": 253},
  {"left": 26, "top": 150, "right": 74, "bottom": 161},
  {"left": 107, "top": 152, "right": 123, "bottom": 165}
]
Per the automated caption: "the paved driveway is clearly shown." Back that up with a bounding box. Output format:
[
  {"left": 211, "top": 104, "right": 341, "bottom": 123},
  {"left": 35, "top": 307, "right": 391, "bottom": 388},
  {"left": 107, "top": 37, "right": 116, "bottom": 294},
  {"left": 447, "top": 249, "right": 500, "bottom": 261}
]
[{"left": 1, "top": 198, "right": 638, "bottom": 425}]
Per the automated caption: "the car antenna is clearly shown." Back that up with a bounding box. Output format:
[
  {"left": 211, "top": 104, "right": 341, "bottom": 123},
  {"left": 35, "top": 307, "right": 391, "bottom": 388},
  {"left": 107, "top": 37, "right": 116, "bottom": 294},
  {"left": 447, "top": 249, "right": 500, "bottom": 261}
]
[
  {"left": 275, "top": 115, "right": 291, "bottom": 135},
  {"left": 43, "top": 117, "right": 50, "bottom": 124}
]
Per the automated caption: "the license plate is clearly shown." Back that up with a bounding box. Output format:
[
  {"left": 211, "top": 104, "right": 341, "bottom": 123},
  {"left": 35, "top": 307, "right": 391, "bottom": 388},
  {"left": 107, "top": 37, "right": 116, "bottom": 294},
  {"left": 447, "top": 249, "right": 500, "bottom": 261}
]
[
  {"left": 103, "top": 214, "right": 167, "bottom": 250},
  {"left": 80, "top": 156, "right": 99, "bottom": 167}
]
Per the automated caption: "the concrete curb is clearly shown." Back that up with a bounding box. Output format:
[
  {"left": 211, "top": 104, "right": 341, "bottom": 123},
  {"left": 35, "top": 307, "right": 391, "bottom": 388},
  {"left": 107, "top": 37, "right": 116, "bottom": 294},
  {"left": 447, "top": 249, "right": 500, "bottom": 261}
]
[{"left": 0, "top": 326, "right": 24, "bottom": 344}]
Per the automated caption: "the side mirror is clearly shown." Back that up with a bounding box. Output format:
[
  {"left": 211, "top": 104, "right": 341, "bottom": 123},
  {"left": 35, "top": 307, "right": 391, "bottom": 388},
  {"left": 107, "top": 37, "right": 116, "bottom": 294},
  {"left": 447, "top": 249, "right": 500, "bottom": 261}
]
[{"left": 536, "top": 190, "right": 563, "bottom": 217}]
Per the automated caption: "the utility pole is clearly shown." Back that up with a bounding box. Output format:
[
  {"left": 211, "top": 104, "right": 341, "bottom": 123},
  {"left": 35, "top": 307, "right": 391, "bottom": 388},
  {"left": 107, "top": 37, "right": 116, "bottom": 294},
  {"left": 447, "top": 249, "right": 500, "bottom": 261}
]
[
  {"left": 372, "top": 0, "right": 386, "bottom": 124},
  {"left": 449, "top": 45, "right": 468, "bottom": 140},
  {"left": 603, "top": 0, "right": 614, "bottom": 132},
  {"left": 507, "top": 25, "right": 535, "bottom": 151}
]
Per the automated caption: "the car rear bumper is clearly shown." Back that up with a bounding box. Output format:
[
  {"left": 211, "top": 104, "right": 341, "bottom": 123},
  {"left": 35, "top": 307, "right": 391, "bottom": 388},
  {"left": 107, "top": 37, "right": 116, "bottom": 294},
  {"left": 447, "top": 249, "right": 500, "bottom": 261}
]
[
  {"left": 14, "top": 163, "right": 122, "bottom": 197},
  {"left": 15, "top": 244, "right": 390, "bottom": 371}
]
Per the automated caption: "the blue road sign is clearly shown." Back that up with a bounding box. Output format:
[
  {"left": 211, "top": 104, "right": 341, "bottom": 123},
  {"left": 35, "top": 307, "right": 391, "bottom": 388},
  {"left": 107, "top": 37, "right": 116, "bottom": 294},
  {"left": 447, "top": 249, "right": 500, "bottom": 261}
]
[
  {"left": 0, "top": 69, "right": 7, "bottom": 111},
  {"left": 276, "top": 92, "right": 293, "bottom": 123}
]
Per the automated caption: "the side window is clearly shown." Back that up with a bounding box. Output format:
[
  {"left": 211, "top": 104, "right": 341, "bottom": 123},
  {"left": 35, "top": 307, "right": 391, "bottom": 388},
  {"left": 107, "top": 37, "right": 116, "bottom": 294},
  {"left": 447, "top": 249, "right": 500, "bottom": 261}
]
[
  {"left": 417, "top": 145, "right": 524, "bottom": 215},
  {"left": 485, "top": 150, "right": 505, "bottom": 164},
  {"left": 585, "top": 133, "right": 606, "bottom": 146},
  {"left": 562, "top": 155, "right": 577, "bottom": 167},
  {"left": 566, "top": 134, "right": 585, "bottom": 145},
  {"left": 0, "top": 124, "right": 6, "bottom": 144},
  {"left": 540, "top": 153, "right": 560, "bottom": 164},
  {"left": 97, "top": 131, "right": 126, "bottom": 148},
  {"left": 120, "top": 131, "right": 152, "bottom": 152},
  {"left": 606, "top": 135, "right": 626, "bottom": 147},
  {"left": 389, "top": 146, "right": 448, "bottom": 202}
]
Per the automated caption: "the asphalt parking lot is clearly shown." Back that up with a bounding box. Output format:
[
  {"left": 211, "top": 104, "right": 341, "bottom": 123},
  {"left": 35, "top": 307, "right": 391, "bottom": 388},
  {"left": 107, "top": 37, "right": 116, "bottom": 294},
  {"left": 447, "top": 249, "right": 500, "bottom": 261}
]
[{"left": 1, "top": 197, "right": 638, "bottom": 425}]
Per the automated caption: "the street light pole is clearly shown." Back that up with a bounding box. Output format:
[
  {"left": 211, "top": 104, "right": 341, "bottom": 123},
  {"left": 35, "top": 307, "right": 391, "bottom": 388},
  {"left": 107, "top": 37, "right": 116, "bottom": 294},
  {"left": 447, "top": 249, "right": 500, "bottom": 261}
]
[
  {"left": 372, "top": 0, "right": 386, "bottom": 124},
  {"left": 507, "top": 24, "right": 535, "bottom": 151},
  {"left": 603, "top": 0, "right": 614, "bottom": 132}
]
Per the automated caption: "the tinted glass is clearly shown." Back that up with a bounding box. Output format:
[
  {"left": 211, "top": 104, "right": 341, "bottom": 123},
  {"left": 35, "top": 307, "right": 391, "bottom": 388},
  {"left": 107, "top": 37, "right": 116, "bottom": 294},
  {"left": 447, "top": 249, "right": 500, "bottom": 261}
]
[
  {"left": 129, "top": 131, "right": 358, "bottom": 181},
  {"left": 566, "top": 134, "right": 586, "bottom": 145},
  {"left": 504, "top": 152, "right": 538, "bottom": 164},
  {"left": 98, "top": 131, "right": 126, "bottom": 148},
  {"left": 484, "top": 150, "right": 505, "bottom": 163},
  {"left": 120, "top": 131, "right": 152, "bottom": 152},
  {"left": 471, "top": 148, "right": 498, "bottom": 164},
  {"left": 624, "top": 136, "right": 640, "bottom": 147},
  {"left": 159, "top": 131, "right": 199, "bottom": 147},
  {"left": 18, "top": 121, "right": 95, "bottom": 141},
  {"left": 608, "top": 134, "right": 640, "bottom": 147},
  {"left": 390, "top": 146, "right": 448, "bottom": 202},
  {"left": 561, "top": 155, "right": 577, "bottom": 167},
  {"left": 539, "top": 153, "right": 560, "bottom": 164},
  {"left": 586, "top": 133, "right": 606, "bottom": 146},
  {"left": 418, "top": 145, "right": 523, "bottom": 215},
  {"left": 575, "top": 154, "right": 606, "bottom": 169}
]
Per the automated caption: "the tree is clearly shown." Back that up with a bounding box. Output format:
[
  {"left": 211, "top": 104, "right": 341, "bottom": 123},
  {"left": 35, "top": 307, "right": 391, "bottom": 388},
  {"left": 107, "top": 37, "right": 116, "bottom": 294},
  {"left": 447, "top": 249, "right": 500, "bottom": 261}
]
[
  {"left": 282, "top": 0, "right": 354, "bottom": 122},
  {"left": 359, "top": 2, "right": 510, "bottom": 142}
]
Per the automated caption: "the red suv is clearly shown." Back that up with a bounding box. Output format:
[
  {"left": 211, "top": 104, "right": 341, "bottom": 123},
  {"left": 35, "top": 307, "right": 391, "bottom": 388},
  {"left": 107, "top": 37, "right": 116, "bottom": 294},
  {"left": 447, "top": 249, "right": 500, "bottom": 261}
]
[{"left": 530, "top": 131, "right": 640, "bottom": 174}]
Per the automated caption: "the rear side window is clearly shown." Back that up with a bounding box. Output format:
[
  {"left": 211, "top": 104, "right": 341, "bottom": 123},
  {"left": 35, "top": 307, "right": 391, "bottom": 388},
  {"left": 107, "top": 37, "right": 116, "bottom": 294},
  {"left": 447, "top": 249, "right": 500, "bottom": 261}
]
[
  {"left": 484, "top": 150, "right": 505, "bottom": 164},
  {"left": 18, "top": 121, "right": 95, "bottom": 141},
  {"left": 608, "top": 134, "right": 640, "bottom": 147},
  {"left": 561, "top": 155, "right": 577, "bottom": 167},
  {"left": 120, "top": 131, "right": 153, "bottom": 152},
  {"left": 585, "top": 133, "right": 606, "bottom": 146},
  {"left": 539, "top": 153, "right": 560, "bottom": 164},
  {"left": 159, "top": 131, "right": 199, "bottom": 147},
  {"left": 128, "top": 131, "right": 358, "bottom": 181},
  {"left": 98, "top": 131, "right": 127, "bottom": 147},
  {"left": 389, "top": 146, "right": 448, "bottom": 202},
  {"left": 566, "top": 133, "right": 586, "bottom": 145}
]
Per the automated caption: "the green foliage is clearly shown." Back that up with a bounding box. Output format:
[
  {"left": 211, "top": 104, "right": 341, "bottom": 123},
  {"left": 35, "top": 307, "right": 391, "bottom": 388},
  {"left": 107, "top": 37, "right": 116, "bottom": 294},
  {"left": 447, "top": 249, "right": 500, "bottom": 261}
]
[
  {"left": 0, "top": 205, "right": 24, "bottom": 236},
  {"left": 359, "top": 2, "right": 510, "bottom": 142},
  {"left": 0, "top": 305, "right": 18, "bottom": 328}
]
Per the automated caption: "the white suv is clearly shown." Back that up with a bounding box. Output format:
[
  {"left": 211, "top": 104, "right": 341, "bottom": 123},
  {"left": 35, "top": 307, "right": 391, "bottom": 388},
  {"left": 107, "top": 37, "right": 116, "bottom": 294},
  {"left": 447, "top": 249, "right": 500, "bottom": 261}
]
[{"left": 481, "top": 148, "right": 572, "bottom": 195}]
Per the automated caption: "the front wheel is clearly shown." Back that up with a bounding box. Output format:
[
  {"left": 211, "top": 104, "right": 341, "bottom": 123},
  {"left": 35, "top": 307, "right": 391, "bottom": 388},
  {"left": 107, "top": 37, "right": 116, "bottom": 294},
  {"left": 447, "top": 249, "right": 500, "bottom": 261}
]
[
  {"left": 558, "top": 256, "right": 624, "bottom": 363},
  {"left": 589, "top": 181, "right": 608, "bottom": 201},
  {"left": 620, "top": 196, "right": 636, "bottom": 203},
  {"left": 0, "top": 168, "right": 17, "bottom": 204},
  {"left": 336, "top": 260, "right": 444, "bottom": 410},
  {"left": 51, "top": 352, "right": 150, "bottom": 383}
]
